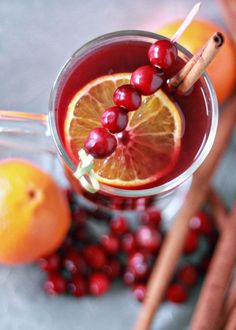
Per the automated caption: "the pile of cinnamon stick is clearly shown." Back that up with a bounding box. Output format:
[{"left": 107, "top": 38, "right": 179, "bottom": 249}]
[{"left": 134, "top": 1, "right": 236, "bottom": 329}]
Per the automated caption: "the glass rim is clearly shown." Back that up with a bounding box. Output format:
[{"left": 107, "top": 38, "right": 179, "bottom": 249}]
[{"left": 48, "top": 29, "right": 218, "bottom": 198}]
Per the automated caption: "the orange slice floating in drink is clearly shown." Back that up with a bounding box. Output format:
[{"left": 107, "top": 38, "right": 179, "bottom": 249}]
[{"left": 64, "top": 73, "right": 182, "bottom": 188}]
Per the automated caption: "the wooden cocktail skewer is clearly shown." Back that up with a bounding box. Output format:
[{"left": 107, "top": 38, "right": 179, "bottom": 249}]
[
  {"left": 133, "top": 95, "right": 236, "bottom": 330},
  {"left": 171, "top": 2, "right": 201, "bottom": 43}
]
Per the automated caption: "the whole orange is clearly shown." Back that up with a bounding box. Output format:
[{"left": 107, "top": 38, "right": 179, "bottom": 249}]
[
  {"left": 0, "top": 159, "right": 71, "bottom": 264},
  {"left": 157, "top": 19, "right": 236, "bottom": 103}
]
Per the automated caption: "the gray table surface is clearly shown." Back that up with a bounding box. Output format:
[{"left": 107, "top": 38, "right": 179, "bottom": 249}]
[{"left": 0, "top": 1, "right": 235, "bottom": 329}]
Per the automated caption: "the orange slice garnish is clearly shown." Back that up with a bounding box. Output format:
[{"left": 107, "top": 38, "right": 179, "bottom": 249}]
[{"left": 64, "top": 73, "right": 182, "bottom": 187}]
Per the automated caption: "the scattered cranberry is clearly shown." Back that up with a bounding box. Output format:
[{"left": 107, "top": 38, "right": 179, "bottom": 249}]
[
  {"left": 184, "top": 230, "right": 198, "bottom": 254},
  {"left": 140, "top": 209, "right": 161, "bottom": 227},
  {"left": 110, "top": 217, "right": 129, "bottom": 236},
  {"left": 123, "top": 269, "right": 136, "bottom": 286},
  {"left": 166, "top": 283, "right": 188, "bottom": 304},
  {"left": 83, "top": 245, "right": 107, "bottom": 269},
  {"left": 121, "top": 233, "right": 137, "bottom": 254},
  {"left": 136, "top": 226, "right": 161, "bottom": 253},
  {"left": 113, "top": 84, "right": 141, "bottom": 111},
  {"left": 148, "top": 39, "right": 178, "bottom": 69},
  {"left": 68, "top": 274, "right": 88, "bottom": 297},
  {"left": 103, "top": 258, "right": 121, "bottom": 279},
  {"left": 44, "top": 273, "right": 67, "bottom": 295},
  {"left": 84, "top": 127, "right": 117, "bottom": 159},
  {"left": 101, "top": 106, "right": 128, "bottom": 133},
  {"left": 63, "top": 248, "right": 87, "bottom": 274},
  {"left": 128, "top": 252, "right": 151, "bottom": 279},
  {"left": 131, "top": 65, "right": 163, "bottom": 95},
  {"left": 133, "top": 283, "right": 146, "bottom": 302},
  {"left": 190, "top": 211, "right": 214, "bottom": 236},
  {"left": 177, "top": 264, "right": 198, "bottom": 287},
  {"left": 101, "top": 233, "right": 120, "bottom": 255},
  {"left": 38, "top": 254, "right": 60, "bottom": 272},
  {"left": 39, "top": 182, "right": 216, "bottom": 302},
  {"left": 89, "top": 273, "right": 110, "bottom": 296}
]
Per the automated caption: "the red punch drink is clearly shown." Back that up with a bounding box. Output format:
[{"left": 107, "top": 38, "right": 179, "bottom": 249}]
[{"left": 49, "top": 31, "right": 218, "bottom": 210}]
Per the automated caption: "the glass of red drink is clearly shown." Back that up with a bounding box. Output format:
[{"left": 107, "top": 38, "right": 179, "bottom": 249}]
[
  {"left": 0, "top": 30, "right": 217, "bottom": 212},
  {"left": 48, "top": 30, "right": 218, "bottom": 211}
]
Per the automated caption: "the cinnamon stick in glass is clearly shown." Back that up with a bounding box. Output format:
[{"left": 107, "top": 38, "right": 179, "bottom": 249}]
[{"left": 169, "top": 32, "right": 224, "bottom": 93}]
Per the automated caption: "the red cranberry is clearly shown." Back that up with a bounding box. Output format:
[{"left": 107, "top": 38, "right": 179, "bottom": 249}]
[
  {"left": 184, "top": 230, "right": 198, "bottom": 254},
  {"left": 148, "top": 39, "right": 177, "bottom": 69},
  {"left": 101, "top": 233, "right": 120, "bottom": 255},
  {"left": 84, "top": 127, "right": 117, "bottom": 159},
  {"left": 68, "top": 274, "right": 88, "bottom": 297},
  {"left": 133, "top": 283, "right": 146, "bottom": 302},
  {"left": 44, "top": 273, "right": 67, "bottom": 295},
  {"left": 103, "top": 258, "right": 121, "bottom": 279},
  {"left": 177, "top": 264, "right": 198, "bottom": 287},
  {"left": 128, "top": 252, "right": 151, "bottom": 279},
  {"left": 140, "top": 209, "right": 161, "bottom": 227},
  {"left": 89, "top": 273, "right": 110, "bottom": 296},
  {"left": 38, "top": 254, "right": 61, "bottom": 272},
  {"left": 121, "top": 233, "right": 137, "bottom": 254},
  {"left": 63, "top": 249, "right": 87, "bottom": 274},
  {"left": 123, "top": 268, "right": 136, "bottom": 286},
  {"left": 190, "top": 211, "right": 214, "bottom": 236},
  {"left": 101, "top": 106, "right": 128, "bottom": 133},
  {"left": 136, "top": 226, "right": 162, "bottom": 253},
  {"left": 113, "top": 84, "right": 141, "bottom": 111},
  {"left": 131, "top": 65, "right": 163, "bottom": 95},
  {"left": 113, "top": 85, "right": 142, "bottom": 111},
  {"left": 83, "top": 245, "right": 107, "bottom": 269},
  {"left": 110, "top": 216, "right": 129, "bottom": 236},
  {"left": 166, "top": 283, "right": 188, "bottom": 303}
]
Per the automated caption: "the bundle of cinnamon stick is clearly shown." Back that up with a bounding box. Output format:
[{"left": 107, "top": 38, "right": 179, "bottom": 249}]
[{"left": 133, "top": 1, "right": 236, "bottom": 329}]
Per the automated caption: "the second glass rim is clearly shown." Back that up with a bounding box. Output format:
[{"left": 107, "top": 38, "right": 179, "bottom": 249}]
[{"left": 48, "top": 29, "right": 218, "bottom": 198}]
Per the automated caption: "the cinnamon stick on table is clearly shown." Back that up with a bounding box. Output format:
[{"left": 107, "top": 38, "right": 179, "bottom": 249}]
[
  {"left": 220, "top": 278, "right": 236, "bottom": 328},
  {"left": 224, "top": 302, "right": 236, "bottom": 330},
  {"left": 190, "top": 203, "right": 236, "bottom": 330},
  {"left": 133, "top": 96, "right": 236, "bottom": 330}
]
